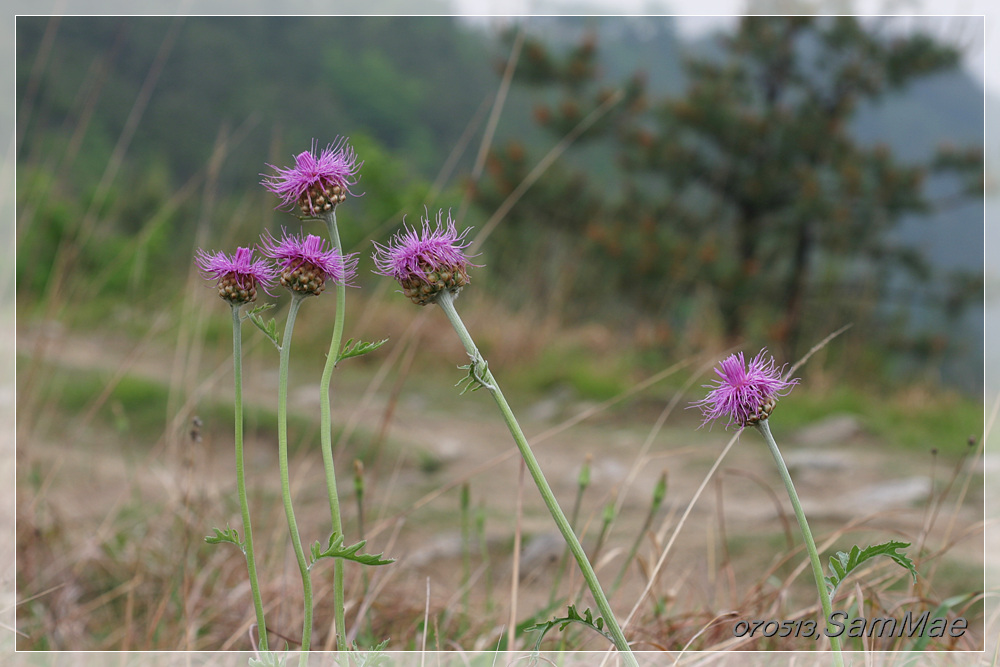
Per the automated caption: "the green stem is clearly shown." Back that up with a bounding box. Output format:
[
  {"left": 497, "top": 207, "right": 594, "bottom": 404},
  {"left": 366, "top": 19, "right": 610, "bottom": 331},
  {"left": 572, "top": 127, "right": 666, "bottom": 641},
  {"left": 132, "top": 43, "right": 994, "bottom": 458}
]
[
  {"left": 277, "top": 294, "right": 313, "bottom": 656},
  {"left": 436, "top": 291, "right": 637, "bottom": 667},
  {"left": 755, "top": 420, "right": 844, "bottom": 665},
  {"left": 319, "top": 210, "right": 348, "bottom": 652},
  {"left": 231, "top": 305, "right": 269, "bottom": 652},
  {"left": 549, "top": 456, "right": 590, "bottom": 606}
]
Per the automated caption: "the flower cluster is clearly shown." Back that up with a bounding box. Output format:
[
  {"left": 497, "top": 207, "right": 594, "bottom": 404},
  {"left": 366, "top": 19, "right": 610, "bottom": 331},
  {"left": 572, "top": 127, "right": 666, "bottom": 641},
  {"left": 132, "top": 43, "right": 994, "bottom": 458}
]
[
  {"left": 694, "top": 349, "right": 798, "bottom": 429},
  {"left": 260, "top": 229, "right": 357, "bottom": 296},
  {"left": 195, "top": 246, "right": 277, "bottom": 305},
  {"left": 372, "top": 211, "right": 477, "bottom": 306},
  {"left": 262, "top": 138, "right": 361, "bottom": 218},
  {"left": 197, "top": 232, "right": 356, "bottom": 301}
]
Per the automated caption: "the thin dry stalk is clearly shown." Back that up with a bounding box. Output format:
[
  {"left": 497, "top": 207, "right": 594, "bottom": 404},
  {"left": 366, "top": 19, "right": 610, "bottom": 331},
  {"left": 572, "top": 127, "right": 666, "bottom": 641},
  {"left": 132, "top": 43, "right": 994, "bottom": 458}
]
[
  {"left": 16, "top": 15, "right": 62, "bottom": 152},
  {"left": 369, "top": 318, "right": 423, "bottom": 469},
  {"left": 421, "top": 577, "right": 431, "bottom": 662},
  {"left": 507, "top": 459, "right": 526, "bottom": 654},
  {"left": 927, "top": 392, "right": 994, "bottom": 581},
  {"left": 165, "top": 124, "right": 233, "bottom": 460},
  {"left": 613, "top": 353, "right": 724, "bottom": 516},
  {"left": 782, "top": 323, "right": 853, "bottom": 381},
  {"left": 672, "top": 610, "right": 739, "bottom": 664},
  {"left": 366, "top": 360, "right": 690, "bottom": 541},
  {"left": 722, "top": 468, "right": 794, "bottom": 549},
  {"left": 333, "top": 309, "right": 429, "bottom": 458},
  {"left": 854, "top": 582, "right": 870, "bottom": 656},
  {"left": 712, "top": 476, "right": 736, "bottom": 608},
  {"left": 469, "top": 87, "right": 626, "bottom": 253},
  {"left": 44, "top": 17, "right": 185, "bottom": 309},
  {"left": 346, "top": 516, "right": 405, "bottom": 646},
  {"left": 592, "top": 430, "right": 742, "bottom": 664}
]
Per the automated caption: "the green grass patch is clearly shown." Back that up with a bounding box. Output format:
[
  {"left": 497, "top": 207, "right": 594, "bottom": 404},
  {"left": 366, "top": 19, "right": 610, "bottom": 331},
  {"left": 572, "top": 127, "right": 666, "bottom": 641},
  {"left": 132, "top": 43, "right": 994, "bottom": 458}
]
[
  {"left": 507, "top": 345, "right": 630, "bottom": 401},
  {"left": 779, "top": 385, "right": 982, "bottom": 455},
  {"left": 19, "top": 355, "right": 315, "bottom": 447}
]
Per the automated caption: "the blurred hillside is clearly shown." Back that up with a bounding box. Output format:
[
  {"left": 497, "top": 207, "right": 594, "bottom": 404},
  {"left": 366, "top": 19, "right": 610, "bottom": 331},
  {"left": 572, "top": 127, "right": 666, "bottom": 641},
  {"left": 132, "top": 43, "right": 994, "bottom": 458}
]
[{"left": 15, "top": 15, "right": 984, "bottom": 391}]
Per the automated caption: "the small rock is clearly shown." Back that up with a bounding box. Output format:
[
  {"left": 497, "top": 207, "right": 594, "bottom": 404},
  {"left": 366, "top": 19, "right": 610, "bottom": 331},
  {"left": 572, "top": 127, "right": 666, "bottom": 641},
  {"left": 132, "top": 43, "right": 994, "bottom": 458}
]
[
  {"left": 429, "top": 436, "right": 464, "bottom": 464},
  {"left": 783, "top": 449, "right": 854, "bottom": 472},
  {"left": 790, "top": 414, "right": 864, "bottom": 447},
  {"left": 405, "top": 532, "right": 464, "bottom": 568},
  {"left": 803, "top": 476, "right": 932, "bottom": 519},
  {"left": 519, "top": 532, "right": 564, "bottom": 577},
  {"left": 593, "top": 457, "right": 628, "bottom": 484},
  {"left": 527, "top": 385, "right": 575, "bottom": 422},
  {"left": 855, "top": 476, "right": 931, "bottom": 508}
]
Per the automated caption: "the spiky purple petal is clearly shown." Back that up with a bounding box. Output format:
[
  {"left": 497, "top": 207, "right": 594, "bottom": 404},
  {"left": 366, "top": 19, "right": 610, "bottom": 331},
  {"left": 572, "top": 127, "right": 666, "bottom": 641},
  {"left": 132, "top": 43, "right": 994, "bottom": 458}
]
[
  {"left": 261, "top": 137, "right": 361, "bottom": 215},
  {"left": 195, "top": 246, "right": 278, "bottom": 297},
  {"left": 372, "top": 211, "right": 476, "bottom": 284},
  {"left": 260, "top": 229, "right": 357, "bottom": 287},
  {"left": 694, "top": 349, "right": 798, "bottom": 429}
]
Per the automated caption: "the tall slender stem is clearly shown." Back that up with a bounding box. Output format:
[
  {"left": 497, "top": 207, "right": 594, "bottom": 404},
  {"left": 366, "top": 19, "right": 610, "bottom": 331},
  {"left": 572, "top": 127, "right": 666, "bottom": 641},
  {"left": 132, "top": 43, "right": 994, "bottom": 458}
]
[
  {"left": 231, "top": 305, "right": 269, "bottom": 651},
  {"left": 549, "top": 457, "right": 589, "bottom": 606},
  {"left": 755, "top": 420, "right": 844, "bottom": 665},
  {"left": 436, "top": 291, "right": 638, "bottom": 667},
  {"left": 319, "top": 209, "right": 348, "bottom": 652},
  {"left": 277, "top": 294, "right": 313, "bottom": 656}
]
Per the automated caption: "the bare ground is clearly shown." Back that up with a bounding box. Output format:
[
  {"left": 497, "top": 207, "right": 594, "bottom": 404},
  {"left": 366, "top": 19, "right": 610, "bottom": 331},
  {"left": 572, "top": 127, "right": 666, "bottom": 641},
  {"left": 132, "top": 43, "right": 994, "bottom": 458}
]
[{"left": 15, "top": 322, "right": 986, "bottom": 652}]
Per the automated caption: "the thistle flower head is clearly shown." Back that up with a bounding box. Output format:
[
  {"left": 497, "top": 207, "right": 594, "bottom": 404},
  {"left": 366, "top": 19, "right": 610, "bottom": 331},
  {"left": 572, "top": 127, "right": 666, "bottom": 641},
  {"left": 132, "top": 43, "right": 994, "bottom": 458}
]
[
  {"left": 195, "top": 246, "right": 277, "bottom": 304},
  {"left": 261, "top": 137, "right": 361, "bottom": 217},
  {"left": 694, "top": 349, "right": 798, "bottom": 429},
  {"left": 260, "top": 229, "right": 358, "bottom": 297},
  {"left": 372, "top": 210, "right": 479, "bottom": 306}
]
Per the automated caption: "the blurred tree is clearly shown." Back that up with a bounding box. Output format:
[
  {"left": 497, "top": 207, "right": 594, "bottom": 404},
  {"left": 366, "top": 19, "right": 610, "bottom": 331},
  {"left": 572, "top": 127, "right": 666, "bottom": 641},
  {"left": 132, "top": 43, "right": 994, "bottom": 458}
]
[{"left": 477, "top": 17, "right": 983, "bottom": 359}]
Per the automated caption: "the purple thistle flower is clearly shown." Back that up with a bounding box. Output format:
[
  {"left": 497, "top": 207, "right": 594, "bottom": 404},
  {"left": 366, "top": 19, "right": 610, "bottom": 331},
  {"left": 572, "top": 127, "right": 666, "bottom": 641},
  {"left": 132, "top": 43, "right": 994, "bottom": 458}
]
[
  {"left": 261, "top": 137, "right": 361, "bottom": 217},
  {"left": 260, "top": 229, "right": 358, "bottom": 296},
  {"left": 372, "top": 210, "right": 479, "bottom": 306},
  {"left": 694, "top": 349, "right": 798, "bottom": 429},
  {"left": 195, "top": 246, "right": 277, "bottom": 304}
]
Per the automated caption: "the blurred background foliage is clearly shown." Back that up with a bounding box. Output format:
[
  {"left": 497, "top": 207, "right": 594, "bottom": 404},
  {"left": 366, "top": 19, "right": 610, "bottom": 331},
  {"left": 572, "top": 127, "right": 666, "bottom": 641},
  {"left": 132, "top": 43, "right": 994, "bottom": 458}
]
[{"left": 16, "top": 15, "right": 984, "bottom": 392}]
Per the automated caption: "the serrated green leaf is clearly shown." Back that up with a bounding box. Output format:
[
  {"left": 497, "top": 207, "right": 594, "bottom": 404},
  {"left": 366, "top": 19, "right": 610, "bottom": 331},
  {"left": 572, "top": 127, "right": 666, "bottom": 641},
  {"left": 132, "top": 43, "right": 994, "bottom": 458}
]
[
  {"left": 825, "top": 540, "right": 916, "bottom": 596},
  {"left": 205, "top": 525, "right": 242, "bottom": 550},
  {"left": 524, "top": 605, "right": 615, "bottom": 653},
  {"left": 310, "top": 532, "right": 394, "bottom": 567},
  {"left": 248, "top": 309, "right": 281, "bottom": 350},
  {"left": 246, "top": 303, "right": 276, "bottom": 317},
  {"left": 248, "top": 651, "right": 287, "bottom": 667},
  {"left": 337, "top": 338, "right": 389, "bottom": 364},
  {"left": 331, "top": 639, "right": 392, "bottom": 667}
]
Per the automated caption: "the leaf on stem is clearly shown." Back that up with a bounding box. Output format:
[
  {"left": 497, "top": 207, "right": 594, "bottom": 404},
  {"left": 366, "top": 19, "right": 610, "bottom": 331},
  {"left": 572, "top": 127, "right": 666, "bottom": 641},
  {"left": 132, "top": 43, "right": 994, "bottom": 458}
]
[
  {"left": 246, "top": 304, "right": 281, "bottom": 350},
  {"left": 456, "top": 357, "right": 495, "bottom": 395},
  {"left": 523, "top": 604, "right": 614, "bottom": 652},
  {"left": 249, "top": 652, "right": 287, "bottom": 667},
  {"left": 825, "top": 540, "right": 917, "bottom": 596},
  {"left": 337, "top": 338, "right": 389, "bottom": 364},
  {"left": 205, "top": 525, "right": 243, "bottom": 550},
  {"left": 309, "top": 532, "right": 394, "bottom": 567},
  {"left": 331, "top": 639, "right": 392, "bottom": 667}
]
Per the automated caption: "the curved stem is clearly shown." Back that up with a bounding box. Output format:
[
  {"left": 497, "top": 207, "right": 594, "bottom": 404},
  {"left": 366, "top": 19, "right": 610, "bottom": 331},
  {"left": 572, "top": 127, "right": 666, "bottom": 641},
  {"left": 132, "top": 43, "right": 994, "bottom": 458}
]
[
  {"left": 435, "top": 291, "right": 638, "bottom": 667},
  {"left": 232, "top": 305, "right": 269, "bottom": 652},
  {"left": 755, "top": 420, "right": 844, "bottom": 665},
  {"left": 277, "top": 294, "right": 313, "bottom": 656},
  {"left": 319, "top": 209, "right": 347, "bottom": 652}
]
